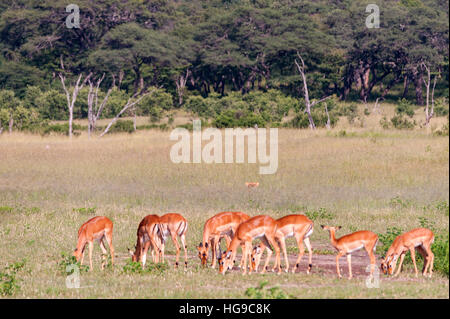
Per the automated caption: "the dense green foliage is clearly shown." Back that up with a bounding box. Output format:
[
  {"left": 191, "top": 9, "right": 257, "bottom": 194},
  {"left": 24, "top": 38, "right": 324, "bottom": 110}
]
[{"left": 0, "top": 0, "right": 448, "bottom": 131}]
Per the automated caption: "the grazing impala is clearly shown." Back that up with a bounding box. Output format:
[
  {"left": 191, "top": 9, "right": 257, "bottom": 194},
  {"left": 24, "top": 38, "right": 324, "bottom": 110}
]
[
  {"left": 159, "top": 213, "right": 188, "bottom": 268},
  {"left": 218, "top": 215, "right": 281, "bottom": 275},
  {"left": 245, "top": 182, "right": 259, "bottom": 189},
  {"left": 381, "top": 228, "right": 434, "bottom": 278},
  {"left": 129, "top": 215, "right": 163, "bottom": 268},
  {"left": 197, "top": 211, "right": 250, "bottom": 268},
  {"left": 73, "top": 216, "right": 114, "bottom": 271},
  {"left": 321, "top": 225, "right": 378, "bottom": 279},
  {"left": 251, "top": 214, "right": 314, "bottom": 274}
]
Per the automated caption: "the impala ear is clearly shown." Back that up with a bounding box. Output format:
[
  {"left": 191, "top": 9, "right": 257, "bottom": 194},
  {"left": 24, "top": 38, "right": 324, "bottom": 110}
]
[
  {"left": 226, "top": 251, "right": 232, "bottom": 259},
  {"left": 337, "top": 226, "right": 342, "bottom": 230},
  {"left": 74, "top": 248, "right": 78, "bottom": 252},
  {"left": 320, "top": 225, "right": 325, "bottom": 229},
  {"left": 128, "top": 247, "right": 134, "bottom": 256},
  {"left": 256, "top": 247, "right": 261, "bottom": 254},
  {"left": 198, "top": 242, "right": 203, "bottom": 248},
  {"left": 205, "top": 242, "right": 209, "bottom": 248}
]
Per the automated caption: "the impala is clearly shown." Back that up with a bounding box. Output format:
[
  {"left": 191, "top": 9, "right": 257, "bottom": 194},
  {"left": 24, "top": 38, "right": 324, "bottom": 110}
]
[
  {"left": 218, "top": 215, "right": 281, "bottom": 275},
  {"left": 197, "top": 211, "right": 250, "bottom": 268},
  {"left": 159, "top": 213, "right": 188, "bottom": 268},
  {"left": 245, "top": 182, "right": 259, "bottom": 188},
  {"left": 251, "top": 214, "right": 314, "bottom": 274},
  {"left": 321, "top": 225, "right": 378, "bottom": 279},
  {"left": 73, "top": 216, "right": 114, "bottom": 271},
  {"left": 381, "top": 228, "right": 434, "bottom": 278},
  {"left": 128, "top": 214, "right": 163, "bottom": 268}
]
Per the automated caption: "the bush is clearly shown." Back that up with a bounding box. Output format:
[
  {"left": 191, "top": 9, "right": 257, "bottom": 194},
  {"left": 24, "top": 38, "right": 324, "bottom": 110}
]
[
  {"left": 245, "top": 281, "right": 292, "bottom": 299},
  {"left": 395, "top": 98, "right": 415, "bottom": 117},
  {"left": 433, "top": 98, "right": 449, "bottom": 117},
  {"left": 390, "top": 115, "right": 416, "bottom": 129},
  {"left": 108, "top": 120, "right": 134, "bottom": 134},
  {"left": 0, "top": 260, "right": 26, "bottom": 296}
]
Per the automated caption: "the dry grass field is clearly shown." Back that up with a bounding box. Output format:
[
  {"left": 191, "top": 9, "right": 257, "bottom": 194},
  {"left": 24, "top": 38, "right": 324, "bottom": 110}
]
[{"left": 0, "top": 105, "right": 449, "bottom": 298}]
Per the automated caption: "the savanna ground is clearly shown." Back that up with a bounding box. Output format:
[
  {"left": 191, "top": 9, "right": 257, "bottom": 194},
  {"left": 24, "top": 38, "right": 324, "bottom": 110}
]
[{"left": 0, "top": 103, "right": 448, "bottom": 298}]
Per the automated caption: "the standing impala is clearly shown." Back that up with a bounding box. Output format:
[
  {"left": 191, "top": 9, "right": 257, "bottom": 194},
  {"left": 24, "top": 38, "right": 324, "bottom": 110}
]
[
  {"left": 159, "top": 213, "right": 188, "bottom": 269},
  {"left": 251, "top": 214, "right": 314, "bottom": 274},
  {"left": 381, "top": 228, "right": 434, "bottom": 278},
  {"left": 197, "top": 211, "right": 250, "bottom": 268},
  {"left": 129, "top": 214, "right": 163, "bottom": 268},
  {"left": 73, "top": 216, "right": 114, "bottom": 271},
  {"left": 321, "top": 225, "right": 378, "bottom": 279},
  {"left": 218, "top": 215, "right": 281, "bottom": 275}
]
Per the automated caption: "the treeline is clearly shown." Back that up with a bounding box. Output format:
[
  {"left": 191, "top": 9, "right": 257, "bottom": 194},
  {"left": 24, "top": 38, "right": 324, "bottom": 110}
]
[{"left": 0, "top": 0, "right": 448, "bottom": 133}]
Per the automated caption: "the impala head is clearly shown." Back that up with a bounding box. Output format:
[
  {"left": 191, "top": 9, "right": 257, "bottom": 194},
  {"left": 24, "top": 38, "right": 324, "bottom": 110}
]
[
  {"left": 250, "top": 245, "right": 263, "bottom": 272},
  {"left": 73, "top": 248, "right": 82, "bottom": 262},
  {"left": 321, "top": 225, "right": 342, "bottom": 232},
  {"left": 218, "top": 250, "right": 233, "bottom": 275},
  {"left": 380, "top": 255, "right": 396, "bottom": 275},
  {"left": 197, "top": 242, "right": 209, "bottom": 267},
  {"left": 128, "top": 246, "right": 138, "bottom": 262}
]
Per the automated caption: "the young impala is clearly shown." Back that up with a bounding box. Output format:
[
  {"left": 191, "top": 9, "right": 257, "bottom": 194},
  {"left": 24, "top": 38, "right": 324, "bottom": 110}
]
[
  {"left": 128, "top": 214, "right": 163, "bottom": 268},
  {"left": 197, "top": 211, "right": 250, "bottom": 268},
  {"left": 381, "top": 228, "right": 434, "bottom": 278},
  {"left": 321, "top": 225, "right": 378, "bottom": 279},
  {"left": 73, "top": 216, "right": 114, "bottom": 271},
  {"left": 218, "top": 215, "right": 281, "bottom": 275},
  {"left": 159, "top": 213, "right": 188, "bottom": 269},
  {"left": 251, "top": 214, "right": 314, "bottom": 274}
]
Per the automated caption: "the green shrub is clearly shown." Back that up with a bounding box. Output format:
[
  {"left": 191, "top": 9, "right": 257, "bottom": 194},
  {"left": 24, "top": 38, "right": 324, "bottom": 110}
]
[
  {"left": 395, "top": 98, "right": 415, "bottom": 117},
  {"left": 122, "top": 259, "right": 169, "bottom": 275},
  {"left": 0, "top": 260, "right": 26, "bottom": 296},
  {"left": 245, "top": 281, "right": 292, "bottom": 299},
  {"left": 390, "top": 115, "right": 416, "bottom": 129},
  {"left": 433, "top": 97, "right": 449, "bottom": 117},
  {"left": 108, "top": 120, "right": 134, "bottom": 134}
]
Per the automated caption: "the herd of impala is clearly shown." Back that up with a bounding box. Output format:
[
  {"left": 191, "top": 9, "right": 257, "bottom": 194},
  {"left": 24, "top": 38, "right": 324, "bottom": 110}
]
[{"left": 73, "top": 211, "right": 435, "bottom": 279}]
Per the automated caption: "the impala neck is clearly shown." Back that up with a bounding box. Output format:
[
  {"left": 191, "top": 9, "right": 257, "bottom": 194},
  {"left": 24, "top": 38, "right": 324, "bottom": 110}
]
[
  {"left": 202, "top": 226, "right": 211, "bottom": 246},
  {"left": 227, "top": 236, "right": 241, "bottom": 258},
  {"left": 327, "top": 229, "right": 339, "bottom": 248},
  {"left": 76, "top": 236, "right": 87, "bottom": 253}
]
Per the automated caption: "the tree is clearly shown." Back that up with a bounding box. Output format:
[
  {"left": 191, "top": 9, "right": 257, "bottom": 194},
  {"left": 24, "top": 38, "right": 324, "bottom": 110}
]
[{"left": 294, "top": 53, "right": 332, "bottom": 130}]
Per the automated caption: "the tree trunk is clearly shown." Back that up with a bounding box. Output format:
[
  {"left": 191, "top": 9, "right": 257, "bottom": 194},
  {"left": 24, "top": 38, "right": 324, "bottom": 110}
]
[
  {"left": 402, "top": 76, "right": 409, "bottom": 98},
  {"left": 8, "top": 116, "right": 13, "bottom": 134},
  {"left": 414, "top": 73, "right": 424, "bottom": 106}
]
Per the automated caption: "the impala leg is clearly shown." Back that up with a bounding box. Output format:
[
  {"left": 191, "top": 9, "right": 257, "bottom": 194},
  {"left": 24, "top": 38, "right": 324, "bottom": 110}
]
[
  {"left": 422, "top": 243, "right": 434, "bottom": 278},
  {"left": 304, "top": 237, "right": 313, "bottom": 274},
  {"left": 88, "top": 241, "right": 94, "bottom": 271},
  {"left": 239, "top": 242, "right": 247, "bottom": 269},
  {"left": 365, "top": 244, "right": 376, "bottom": 278},
  {"left": 105, "top": 229, "right": 114, "bottom": 267},
  {"left": 260, "top": 236, "right": 273, "bottom": 274},
  {"left": 180, "top": 234, "right": 188, "bottom": 269},
  {"left": 347, "top": 254, "right": 352, "bottom": 279},
  {"left": 80, "top": 244, "right": 86, "bottom": 266},
  {"left": 416, "top": 245, "right": 428, "bottom": 275},
  {"left": 171, "top": 234, "right": 181, "bottom": 268},
  {"left": 142, "top": 241, "right": 151, "bottom": 269},
  {"left": 210, "top": 237, "right": 217, "bottom": 268},
  {"left": 242, "top": 242, "right": 251, "bottom": 275},
  {"left": 265, "top": 234, "right": 281, "bottom": 274},
  {"left": 277, "top": 237, "right": 288, "bottom": 273},
  {"left": 293, "top": 234, "right": 305, "bottom": 274},
  {"left": 99, "top": 238, "right": 108, "bottom": 270},
  {"left": 394, "top": 253, "right": 405, "bottom": 277},
  {"left": 336, "top": 251, "right": 344, "bottom": 278},
  {"left": 409, "top": 247, "right": 418, "bottom": 278}
]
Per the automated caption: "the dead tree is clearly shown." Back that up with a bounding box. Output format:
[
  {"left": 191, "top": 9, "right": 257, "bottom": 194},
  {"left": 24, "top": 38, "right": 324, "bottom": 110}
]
[
  {"left": 421, "top": 62, "right": 439, "bottom": 128},
  {"left": 295, "top": 52, "right": 332, "bottom": 129},
  {"left": 87, "top": 74, "right": 115, "bottom": 138},
  {"left": 175, "top": 68, "right": 190, "bottom": 105},
  {"left": 58, "top": 58, "right": 92, "bottom": 138},
  {"left": 99, "top": 88, "right": 157, "bottom": 137}
]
